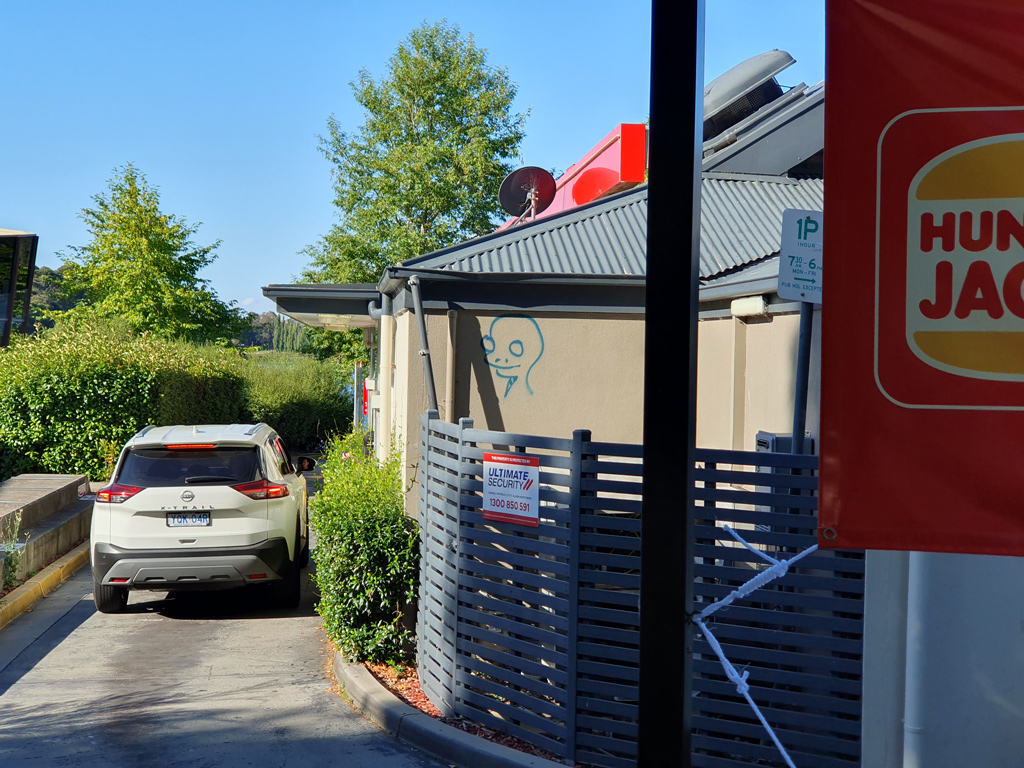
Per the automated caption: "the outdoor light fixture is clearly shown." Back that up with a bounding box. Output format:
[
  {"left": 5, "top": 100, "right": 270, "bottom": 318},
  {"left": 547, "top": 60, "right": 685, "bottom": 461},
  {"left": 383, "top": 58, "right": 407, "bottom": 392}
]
[
  {"left": 730, "top": 294, "right": 768, "bottom": 318},
  {"left": 0, "top": 230, "right": 39, "bottom": 347}
]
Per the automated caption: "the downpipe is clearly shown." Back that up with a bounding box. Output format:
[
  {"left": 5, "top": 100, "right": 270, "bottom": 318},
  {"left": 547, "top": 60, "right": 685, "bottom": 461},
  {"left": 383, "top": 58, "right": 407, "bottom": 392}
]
[{"left": 408, "top": 276, "right": 439, "bottom": 412}]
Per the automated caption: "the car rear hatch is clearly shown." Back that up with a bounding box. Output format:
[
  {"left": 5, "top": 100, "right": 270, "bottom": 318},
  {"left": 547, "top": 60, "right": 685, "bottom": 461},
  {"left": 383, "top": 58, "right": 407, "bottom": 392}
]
[{"left": 103, "top": 445, "right": 275, "bottom": 550}]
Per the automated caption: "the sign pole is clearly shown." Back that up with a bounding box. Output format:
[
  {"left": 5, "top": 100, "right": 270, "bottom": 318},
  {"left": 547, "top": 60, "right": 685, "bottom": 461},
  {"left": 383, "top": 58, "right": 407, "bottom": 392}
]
[
  {"left": 778, "top": 208, "right": 824, "bottom": 456},
  {"left": 791, "top": 301, "right": 814, "bottom": 456}
]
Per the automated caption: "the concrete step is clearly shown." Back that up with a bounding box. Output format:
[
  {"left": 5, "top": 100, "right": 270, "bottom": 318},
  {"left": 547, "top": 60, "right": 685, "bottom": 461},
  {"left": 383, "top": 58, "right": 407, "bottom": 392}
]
[
  {"left": 1, "top": 474, "right": 91, "bottom": 584},
  {"left": 0, "top": 475, "right": 89, "bottom": 529}
]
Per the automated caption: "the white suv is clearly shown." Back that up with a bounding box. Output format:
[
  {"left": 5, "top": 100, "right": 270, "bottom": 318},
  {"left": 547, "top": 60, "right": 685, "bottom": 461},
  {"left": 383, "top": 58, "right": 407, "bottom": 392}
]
[{"left": 90, "top": 423, "right": 316, "bottom": 613}]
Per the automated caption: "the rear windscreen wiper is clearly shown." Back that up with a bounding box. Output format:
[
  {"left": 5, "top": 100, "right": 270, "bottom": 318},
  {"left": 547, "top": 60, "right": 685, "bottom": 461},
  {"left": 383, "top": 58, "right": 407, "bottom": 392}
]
[{"left": 185, "top": 475, "right": 236, "bottom": 483}]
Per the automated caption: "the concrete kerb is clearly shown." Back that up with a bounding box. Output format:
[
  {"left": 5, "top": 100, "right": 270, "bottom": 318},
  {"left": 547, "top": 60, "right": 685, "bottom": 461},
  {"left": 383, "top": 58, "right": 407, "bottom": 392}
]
[
  {"left": 0, "top": 541, "right": 90, "bottom": 632},
  {"left": 334, "top": 655, "right": 567, "bottom": 768}
]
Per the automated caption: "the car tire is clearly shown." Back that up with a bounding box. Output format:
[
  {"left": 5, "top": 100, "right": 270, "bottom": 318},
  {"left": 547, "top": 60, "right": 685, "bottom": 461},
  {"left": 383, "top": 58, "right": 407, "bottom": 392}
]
[
  {"left": 296, "top": 519, "right": 310, "bottom": 570},
  {"left": 94, "top": 578, "right": 129, "bottom": 614},
  {"left": 271, "top": 561, "right": 301, "bottom": 610}
]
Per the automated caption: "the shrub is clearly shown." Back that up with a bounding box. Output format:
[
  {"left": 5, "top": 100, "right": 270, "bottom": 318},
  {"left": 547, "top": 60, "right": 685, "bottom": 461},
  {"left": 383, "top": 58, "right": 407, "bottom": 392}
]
[
  {"left": 235, "top": 352, "right": 351, "bottom": 451},
  {"left": 0, "top": 318, "right": 246, "bottom": 481},
  {"left": 0, "top": 320, "right": 352, "bottom": 482},
  {"left": 2, "top": 512, "right": 23, "bottom": 592},
  {"left": 311, "top": 431, "right": 419, "bottom": 663}
]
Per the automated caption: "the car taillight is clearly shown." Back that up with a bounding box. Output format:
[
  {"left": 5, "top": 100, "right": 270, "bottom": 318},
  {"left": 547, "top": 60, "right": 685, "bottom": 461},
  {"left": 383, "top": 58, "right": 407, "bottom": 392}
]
[
  {"left": 231, "top": 479, "right": 289, "bottom": 500},
  {"left": 96, "top": 484, "right": 142, "bottom": 504}
]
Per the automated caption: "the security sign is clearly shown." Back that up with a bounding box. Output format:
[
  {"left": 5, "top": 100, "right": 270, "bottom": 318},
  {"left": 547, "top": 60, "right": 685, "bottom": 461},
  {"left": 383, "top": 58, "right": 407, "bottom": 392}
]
[
  {"left": 821, "top": 0, "right": 1024, "bottom": 555},
  {"left": 482, "top": 452, "right": 540, "bottom": 527}
]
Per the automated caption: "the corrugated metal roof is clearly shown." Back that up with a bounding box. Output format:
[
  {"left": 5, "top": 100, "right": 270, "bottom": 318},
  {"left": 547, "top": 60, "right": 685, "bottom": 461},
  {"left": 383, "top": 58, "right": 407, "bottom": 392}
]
[
  {"left": 406, "top": 186, "right": 649, "bottom": 277},
  {"left": 405, "top": 174, "right": 823, "bottom": 281},
  {"left": 700, "top": 173, "right": 823, "bottom": 276}
]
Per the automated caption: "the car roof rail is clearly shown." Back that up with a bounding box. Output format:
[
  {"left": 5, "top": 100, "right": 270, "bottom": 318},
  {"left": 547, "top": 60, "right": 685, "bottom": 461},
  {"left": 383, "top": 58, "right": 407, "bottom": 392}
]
[{"left": 135, "top": 425, "right": 157, "bottom": 438}]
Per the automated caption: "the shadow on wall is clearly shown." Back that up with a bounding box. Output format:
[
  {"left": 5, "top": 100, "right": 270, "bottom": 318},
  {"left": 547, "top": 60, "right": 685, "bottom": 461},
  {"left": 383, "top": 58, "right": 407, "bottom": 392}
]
[{"left": 460, "top": 314, "right": 505, "bottom": 432}]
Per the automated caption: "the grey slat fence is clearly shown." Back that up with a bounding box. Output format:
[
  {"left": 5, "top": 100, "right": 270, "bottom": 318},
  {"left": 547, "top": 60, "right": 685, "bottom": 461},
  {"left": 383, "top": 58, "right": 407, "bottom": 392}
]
[{"left": 417, "top": 412, "right": 863, "bottom": 768}]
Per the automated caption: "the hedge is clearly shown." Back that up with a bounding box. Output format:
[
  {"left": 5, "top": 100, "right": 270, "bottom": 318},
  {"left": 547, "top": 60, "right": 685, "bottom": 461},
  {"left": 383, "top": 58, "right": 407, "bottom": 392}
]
[
  {"left": 0, "top": 320, "right": 352, "bottom": 481},
  {"left": 310, "top": 431, "right": 419, "bottom": 663},
  {"left": 236, "top": 351, "right": 351, "bottom": 451},
  {"left": 0, "top": 319, "right": 246, "bottom": 480}
]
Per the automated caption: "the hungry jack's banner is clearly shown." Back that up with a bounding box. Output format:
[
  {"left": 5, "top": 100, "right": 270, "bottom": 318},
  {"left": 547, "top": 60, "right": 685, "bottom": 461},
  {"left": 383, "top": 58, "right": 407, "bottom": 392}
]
[{"left": 821, "top": 0, "right": 1024, "bottom": 554}]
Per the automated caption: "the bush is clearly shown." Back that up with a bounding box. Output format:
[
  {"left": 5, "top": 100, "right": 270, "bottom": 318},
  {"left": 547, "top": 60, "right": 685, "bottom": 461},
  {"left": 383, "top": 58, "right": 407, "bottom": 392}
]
[
  {"left": 0, "top": 318, "right": 247, "bottom": 481},
  {"left": 0, "top": 320, "right": 353, "bottom": 482},
  {"left": 311, "top": 431, "right": 419, "bottom": 663},
  {"left": 236, "top": 352, "right": 351, "bottom": 451}
]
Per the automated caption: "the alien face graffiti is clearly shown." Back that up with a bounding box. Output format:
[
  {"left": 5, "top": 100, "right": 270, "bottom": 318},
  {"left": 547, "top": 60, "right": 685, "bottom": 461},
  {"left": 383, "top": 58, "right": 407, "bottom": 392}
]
[{"left": 481, "top": 315, "right": 545, "bottom": 398}]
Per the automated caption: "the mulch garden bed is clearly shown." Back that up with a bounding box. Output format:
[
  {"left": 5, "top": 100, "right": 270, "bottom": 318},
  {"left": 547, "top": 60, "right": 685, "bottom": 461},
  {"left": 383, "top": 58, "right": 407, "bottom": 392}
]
[{"left": 363, "top": 660, "right": 573, "bottom": 764}]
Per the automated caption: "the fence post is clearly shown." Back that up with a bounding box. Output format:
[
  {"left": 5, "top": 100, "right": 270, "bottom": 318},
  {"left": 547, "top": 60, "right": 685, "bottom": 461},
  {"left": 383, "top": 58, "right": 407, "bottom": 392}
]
[
  {"left": 418, "top": 410, "right": 439, "bottom": 711},
  {"left": 567, "top": 428, "right": 591, "bottom": 762},
  {"left": 421, "top": 410, "right": 437, "bottom": 529},
  {"left": 448, "top": 416, "right": 473, "bottom": 715}
]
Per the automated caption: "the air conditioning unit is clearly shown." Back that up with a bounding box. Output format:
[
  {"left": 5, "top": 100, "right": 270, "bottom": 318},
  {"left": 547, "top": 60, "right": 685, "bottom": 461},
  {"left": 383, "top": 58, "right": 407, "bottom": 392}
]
[
  {"left": 703, "top": 50, "right": 796, "bottom": 142},
  {"left": 754, "top": 430, "right": 815, "bottom": 534},
  {"left": 755, "top": 430, "right": 813, "bottom": 456}
]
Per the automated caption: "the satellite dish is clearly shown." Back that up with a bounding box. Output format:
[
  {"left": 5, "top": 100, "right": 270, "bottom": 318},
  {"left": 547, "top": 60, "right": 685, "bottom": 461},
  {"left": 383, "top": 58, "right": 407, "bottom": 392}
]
[{"left": 499, "top": 166, "right": 556, "bottom": 222}]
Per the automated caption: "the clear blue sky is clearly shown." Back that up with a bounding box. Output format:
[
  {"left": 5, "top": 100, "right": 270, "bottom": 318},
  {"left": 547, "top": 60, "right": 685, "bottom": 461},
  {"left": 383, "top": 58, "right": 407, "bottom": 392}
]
[{"left": 1, "top": 1, "right": 824, "bottom": 315}]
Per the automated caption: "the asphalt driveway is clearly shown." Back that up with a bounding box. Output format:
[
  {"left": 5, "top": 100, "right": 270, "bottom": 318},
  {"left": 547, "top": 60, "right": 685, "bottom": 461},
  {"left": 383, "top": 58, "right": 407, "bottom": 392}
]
[{"left": 0, "top": 567, "right": 443, "bottom": 768}]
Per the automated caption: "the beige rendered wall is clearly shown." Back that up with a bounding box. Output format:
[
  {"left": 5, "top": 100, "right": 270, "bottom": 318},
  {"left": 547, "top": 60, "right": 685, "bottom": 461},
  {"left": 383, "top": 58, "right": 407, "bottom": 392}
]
[
  {"left": 695, "top": 308, "right": 822, "bottom": 452},
  {"left": 390, "top": 311, "right": 413, "bottom": 487},
  {"left": 454, "top": 311, "right": 645, "bottom": 444},
  {"left": 696, "top": 317, "right": 737, "bottom": 450},
  {"left": 385, "top": 308, "right": 644, "bottom": 515},
  {"left": 389, "top": 310, "right": 443, "bottom": 499},
  {"left": 390, "top": 310, "right": 458, "bottom": 515},
  {"left": 383, "top": 303, "right": 822, "bottom": 514},
  {"left": 741, "top": 310, "right": 822, "bottom": 451}
]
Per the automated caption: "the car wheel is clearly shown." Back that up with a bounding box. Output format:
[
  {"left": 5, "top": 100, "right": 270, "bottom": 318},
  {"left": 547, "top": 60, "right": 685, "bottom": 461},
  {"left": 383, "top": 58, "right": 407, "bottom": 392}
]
[
  {"left": 94, "top": 577, "right": 129, "bottom": 614},
  {"left": 271, "top": 561, "right": 301, "bottom": 610}
]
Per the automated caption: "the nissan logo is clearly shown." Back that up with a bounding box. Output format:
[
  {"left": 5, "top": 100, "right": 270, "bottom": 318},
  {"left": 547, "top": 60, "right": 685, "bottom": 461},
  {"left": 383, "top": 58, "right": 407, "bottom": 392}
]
[{"left": 180, "top": 490, "right": 195, "bottom": 503}]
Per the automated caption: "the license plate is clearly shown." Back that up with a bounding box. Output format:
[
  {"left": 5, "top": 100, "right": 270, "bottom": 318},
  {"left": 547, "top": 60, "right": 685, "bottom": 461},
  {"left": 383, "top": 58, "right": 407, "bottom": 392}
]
[{"left": 166, "top": 512, "right": 211, "bottom": 527}]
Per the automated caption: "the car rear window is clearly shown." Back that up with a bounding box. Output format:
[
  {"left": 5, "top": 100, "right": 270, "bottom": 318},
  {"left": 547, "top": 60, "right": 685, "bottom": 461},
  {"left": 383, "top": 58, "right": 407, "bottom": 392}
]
[{"left": 117, "top": 447, "right": 262, "bottom": 488}]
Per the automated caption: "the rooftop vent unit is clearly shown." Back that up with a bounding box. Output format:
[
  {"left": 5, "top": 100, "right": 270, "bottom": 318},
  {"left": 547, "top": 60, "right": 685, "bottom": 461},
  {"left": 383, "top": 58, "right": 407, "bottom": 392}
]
[{"left": 703, "top": 49, "right": 796, "bottom": 142}]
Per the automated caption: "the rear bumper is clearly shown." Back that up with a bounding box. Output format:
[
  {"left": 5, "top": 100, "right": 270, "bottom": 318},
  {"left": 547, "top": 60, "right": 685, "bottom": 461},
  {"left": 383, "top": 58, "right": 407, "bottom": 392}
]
[{"left": 92, "top": 538, "right": 290, "bottom": 590}]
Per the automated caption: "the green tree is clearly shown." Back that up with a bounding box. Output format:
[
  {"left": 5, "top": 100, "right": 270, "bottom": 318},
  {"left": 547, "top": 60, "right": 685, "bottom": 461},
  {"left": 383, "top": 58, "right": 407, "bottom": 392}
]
[
  {"left": 321, "top": 21, "right": 526, "bottom": 264},
  {"left": 53, "top": 164, "right": 248, "bottom": 343},
  {"left": 28, "top": 266, "right": 80, "bottom": 328},
  {"left": 271, "top": 316, "right": 307, "bottom": 352},
  {"left": 238, "top": 310, "right": 277, "bottom": 349},
  {"left": 302, "top": 20, "right": 526, "bottom": 362}
]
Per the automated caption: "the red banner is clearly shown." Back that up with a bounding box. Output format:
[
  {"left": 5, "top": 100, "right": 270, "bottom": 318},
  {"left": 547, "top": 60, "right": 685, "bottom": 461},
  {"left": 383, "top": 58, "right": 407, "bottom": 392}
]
[{"left": 821, "top": 0, "right": 1024, "bottom": 554}]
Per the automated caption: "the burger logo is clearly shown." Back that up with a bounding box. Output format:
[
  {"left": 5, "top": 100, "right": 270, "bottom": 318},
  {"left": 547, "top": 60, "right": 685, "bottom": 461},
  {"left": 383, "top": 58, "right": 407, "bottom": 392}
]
[
  {"left": 906, "top": 134, "right": 1024, "bottom": 380},
  {"left": 875, "top": 108, "right": 1024, "bottom": 410}
]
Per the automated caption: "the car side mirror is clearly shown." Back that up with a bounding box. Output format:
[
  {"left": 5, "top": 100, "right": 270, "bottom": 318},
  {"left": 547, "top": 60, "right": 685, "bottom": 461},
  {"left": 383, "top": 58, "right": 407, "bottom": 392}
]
[{"left": 296, "top": 457, "right": 317, "bottom": 473}]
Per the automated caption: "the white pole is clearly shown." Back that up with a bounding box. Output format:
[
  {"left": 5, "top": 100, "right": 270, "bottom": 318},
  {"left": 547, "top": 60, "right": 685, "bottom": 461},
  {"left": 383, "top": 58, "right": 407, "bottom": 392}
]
[{"left": 379, "top": 311, "right": 394, "bottom": 460}]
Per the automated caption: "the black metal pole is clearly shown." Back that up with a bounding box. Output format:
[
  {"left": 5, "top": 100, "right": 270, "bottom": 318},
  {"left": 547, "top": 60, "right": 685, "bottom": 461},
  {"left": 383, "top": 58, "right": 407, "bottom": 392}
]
[
  {"left": 791, "top": 301, "right": 814, "bottom": 456},
  {"left": 1, "top": 239, "right": 21, "bottom": 347},
  {"left": 639, "top": 2, "right": 704, "bottom": 766}
]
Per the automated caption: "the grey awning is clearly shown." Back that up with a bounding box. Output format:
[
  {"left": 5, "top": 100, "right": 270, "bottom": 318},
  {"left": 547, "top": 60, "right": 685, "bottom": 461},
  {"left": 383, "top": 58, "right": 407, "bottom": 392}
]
[{"left": 261, "top": 283, "right": 379, "bottom": 330}]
